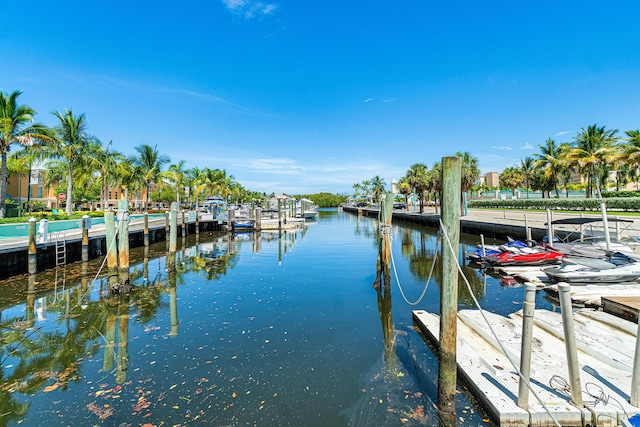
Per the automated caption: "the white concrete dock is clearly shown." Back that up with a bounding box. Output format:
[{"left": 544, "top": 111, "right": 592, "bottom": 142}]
[{"left": 413, "top": 308, "right": 640, "bottom": 426}]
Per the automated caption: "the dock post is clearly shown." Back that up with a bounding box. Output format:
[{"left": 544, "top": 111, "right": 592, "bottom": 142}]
[
  {"left": 438, "top": 156, "right": 462, "bottom": 419},
  {"left": 558, "top": 282, "right": 584, "bottom": 407},
  {"left": 165, "top": 210, "right": 170, "bottom": 241},
  {"left": 228, "top": 207, "right": 235, "bottom": 232},
  {"left": 615, "top": 215, "right": 621, "bottom": 240},
  {"left": 546, "top": 208, "right": 553, "bottom": 245},
  {"left": 195, "top": 209, "right": 200, "bottom": 235},
  {"left": 28, "top": 217, "right": 37, "bottom": 274},
  {"left": 104, "top": 211, "right": 119, "bottom": 289},
  {"left": 143, "top": 212, "right": 149, "bottom": 246},
  {"left": 81, "top": 214, "right": 89, "bottom": 262},
  {"left": 524, "top": 214, "right": 532, "bottom": 242},
  {"left": 579, "top": 213, "right": 584, "bottom": 242},
  {"left": 117, "top": 200, "right": 130, "bottom": 287},
  {"left": 480, "top": 234, "right": 486, "bottom": 258},
  {"left": 255, "top": 207, "right": 262, "bottom": 230},
  {"left": 517, "top": 282, "right": 537, "bottom": 409},
  {"left": 116, "top": 296, "right": 130, "bottom": 384},
  {"left": 181, "top": 209, "right": 186, "bottom": 236},
  {"left": 278, "top": 199, "right": 282, "bottom": 230},
  {"left": 601, "top": 202, "right": 611, "bottom": 252},
  {"left": 170, "top": 202, "right": 178, "bottom": 253},
  {"left": 631, "top": 311, "right": 640, "bottom": 405}
]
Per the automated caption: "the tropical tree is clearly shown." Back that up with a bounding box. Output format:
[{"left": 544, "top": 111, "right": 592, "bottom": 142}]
[
  {"left": 520, "top": 156, "right": 534, "bottom": 198},
  {"left": 568, "top": 125, "right": 618, "bottom": 198},
  {"left": 0, "top": 90, "right": 51, "bottom": 218},
  {"left": 456, "top": 151, "right": 480, "bottom": 215},
  {"left": 396, "top": 177, "right": 411, "bottom": 206},
  {"left": 163, "top": 160, "right": 188, "bottom": 207},
  {"left": 499, "top": 166, "right": 524, "bottom": 196},
  {"left": 615, "top": 130, "right": 640, "bottom": 189},
  {"left": 405, "top": 163, "right": 429, "bottom": 213},
  {"left": 34, "top": 109, "right": 94, "bottom": 215},
  {"left": 133, "top": 144, "right": 170, "bottom": 211},
  {"left": 369, "top": 175, "right": 386, "bottom": 203},
  {"left": 533, "top": 139, "right": 565, "bottom": 197},
  {"left": 426, "top": 162, "right": 442, "bottom": 213},
  {"left": 456, "top": 151, "right": 480, "bottom": 193}
]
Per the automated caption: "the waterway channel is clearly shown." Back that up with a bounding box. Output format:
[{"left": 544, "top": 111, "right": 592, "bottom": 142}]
[{"left": 0, "top": 208, "right": 557, "bottom": 426}]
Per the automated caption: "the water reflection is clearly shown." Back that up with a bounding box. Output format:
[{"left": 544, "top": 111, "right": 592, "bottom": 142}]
[{"left": 0, "top": 214, "right": 503, "bottom": 426}]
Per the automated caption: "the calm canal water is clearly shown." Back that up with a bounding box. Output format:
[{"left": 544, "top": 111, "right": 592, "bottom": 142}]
[{"left": 0, "top": 209, "right": 556, "bottom": 426}]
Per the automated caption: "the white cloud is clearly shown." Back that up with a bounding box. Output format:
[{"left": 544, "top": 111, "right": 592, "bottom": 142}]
[
  {"left": 363, "top": 98, "right": 373, "bottom": 103},
  {"left": 221, "top": 0, "right": 277, "bottom": 18},
  {"left": 522, "top": 141, "right": 533, "bottom": 149},
  {"left": 490, "top": 145, "right": 512, "bottom": 151},
  {"left": 555, "top": 130, "right": 572, "bottom": 137}
]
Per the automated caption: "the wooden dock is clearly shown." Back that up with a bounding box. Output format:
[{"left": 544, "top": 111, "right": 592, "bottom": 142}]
[{"left": 413, "top": 308, "right": 640, "bottom": 426}]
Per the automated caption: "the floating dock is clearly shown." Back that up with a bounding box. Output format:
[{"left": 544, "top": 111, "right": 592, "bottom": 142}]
[{"left": 413, "top": 308, "right": 640, "bottom": 426}]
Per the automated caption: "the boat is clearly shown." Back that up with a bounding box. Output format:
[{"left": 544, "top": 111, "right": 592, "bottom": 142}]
[
  {"left": 296, "top": 198, "right": 318, "bottom": 220},
  {"left": 466, "top": 239, "right": 529, "bottom": 263},
  {"left": 542, "top": 252, "right": 640, "bottom": 284},
  {"left": 546, "top": 217, "right": 636, "bottom": 258},
  {"left": 483, "top": 245, "right": 564, "bottom": 267}
]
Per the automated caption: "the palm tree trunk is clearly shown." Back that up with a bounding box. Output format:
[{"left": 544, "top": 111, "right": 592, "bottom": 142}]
[
  {"left": 66, "top": 164, "right": 73, "bottom": 216},
  {"left": 146, "top": 183, "right": 151, "bottom": 212},
  {"left": 0, "top": 151, "right": 7, "bottom": 218}
]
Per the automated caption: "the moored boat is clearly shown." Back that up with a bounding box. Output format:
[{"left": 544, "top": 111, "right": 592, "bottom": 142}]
[{"left": 542, "top": 252, "right": 640, "bottom": 284}]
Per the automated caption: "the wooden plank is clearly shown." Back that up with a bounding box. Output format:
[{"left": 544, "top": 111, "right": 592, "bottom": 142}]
[{"left": 602, "top": 296, "right": 640, "bottom": 323}]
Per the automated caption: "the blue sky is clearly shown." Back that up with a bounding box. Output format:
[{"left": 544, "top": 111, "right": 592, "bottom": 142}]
[{"left": 2, "top": 1, "right": 639, "bottom": 195}]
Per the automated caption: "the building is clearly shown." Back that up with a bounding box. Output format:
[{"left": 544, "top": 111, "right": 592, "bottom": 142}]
[{"left": 480, "top": 172, "right": 499, "bottom": 188}]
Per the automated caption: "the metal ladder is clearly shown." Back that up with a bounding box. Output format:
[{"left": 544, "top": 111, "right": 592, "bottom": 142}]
[{"left": 54, "top": 232, "right": 66, "bottom": 266}]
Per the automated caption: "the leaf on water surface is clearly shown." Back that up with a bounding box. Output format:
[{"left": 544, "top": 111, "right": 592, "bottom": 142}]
[{"left": 43, "top": 383, "right": 59, "bottom": 393}]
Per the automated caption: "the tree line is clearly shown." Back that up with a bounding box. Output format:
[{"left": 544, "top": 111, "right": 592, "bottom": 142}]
[
  {"left": 499, "top": 126, "right": 640, "bottom": 198},
  {"left": 0, "top": 90, "right": 265, "bottom": 218},
  {"left": 353, "top": 152, "right": 480, "bottom": 213}
]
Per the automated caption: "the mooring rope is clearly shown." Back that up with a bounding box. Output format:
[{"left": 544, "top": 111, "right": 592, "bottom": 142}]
[
  {"left": 438, "top": 218, "right": 562, "bottom": 427},
  {"left": 389, "top": 229, "right": 439, "bottom": 306}
]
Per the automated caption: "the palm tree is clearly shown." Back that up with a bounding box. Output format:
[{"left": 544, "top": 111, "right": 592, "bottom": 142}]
[
  {"left": 456, "top": 152, "right": 480, "bottom": 193},
  {"left": 369, "top": 175, "right": 386, "bottom": 203},
  {"left": 39, "top": 109, "right": 94, "bottom": 215},
  {"left": 396, "top": 177, "right": 411, "bottom": 206},
  {"left": 568, "top": 124, "right": 618, "bottom": 198},
  {"left": 91, "top": 141, "right": 124, "bottom": 210},
  {"left": 456, "top": 151, "right": 480, "bottom": 215},
  {"left": 133, "top": 144, "right": 170, "bottom": 211},
  {"left": 163, "top": 160, "right": 188, "bottom": 207},
  {"left": 426, "top": 162, "right": 442, "bottom": 213},
  {"left": 616, "top": 130, "right": 640, "bottom": 189},
  {"left": 499, "top": 166, "right": 524, "bottom": 196},
  {"left": 405, "top": 163, "right": 429, "bottom": 213},
  {"left": 533, "top": 139, "right": 565, "bottom": 197},
  {"left": 520, "top": 156, "right": 534, "bottom": 198},
  {"left": 0, "top": 90, "right": 51, "bottom": 218}
]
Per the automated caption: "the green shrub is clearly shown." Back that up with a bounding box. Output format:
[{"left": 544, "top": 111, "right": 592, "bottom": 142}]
[{"left": 468, "top": 197, "right": 640, "bottom": 211}]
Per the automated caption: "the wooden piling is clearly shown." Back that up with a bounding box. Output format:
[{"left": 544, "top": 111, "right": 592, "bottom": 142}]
[
  {"left": 195, "top": 209, "right": 200, "bottom": 235},
  {"left": 81, "top": 214, "right": 89, "bottom": 262},
  {"left": 170, "top": 202, "right": 178, "bottom": 253},
  {"left": 181, "top": 209, "right": 186, "bottom": 236},
  {"left": 228, "top": 207, "right": 235, "bottom": 232},
  {"left": 28, "top": 217, "right": 37, "bottom": 274},
  {"left": 116, "top": 296, "right": 130, "bottom": 384},
  {"left": 104, "top": 211, "right": 119, "bottom": 289},
  {"left": 144, "top": 212, "right": 149, "bottom": 246},
  {"left": 255, "top": 207, "right": 262, "bottom": 231},
  {"left": 438, "top": 156, "right": 461, "bottom": 419},
  {"left": 278, "top": 199, "right": 282, "bottom": 230},
  {"left": 117, "top": 200, "right": 130, "bottom": 286}
]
